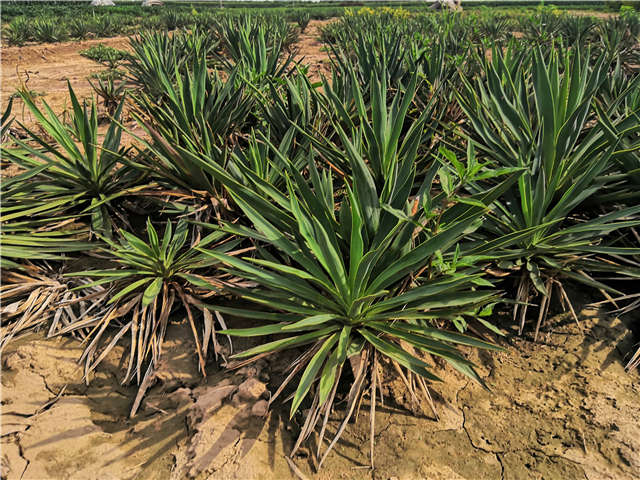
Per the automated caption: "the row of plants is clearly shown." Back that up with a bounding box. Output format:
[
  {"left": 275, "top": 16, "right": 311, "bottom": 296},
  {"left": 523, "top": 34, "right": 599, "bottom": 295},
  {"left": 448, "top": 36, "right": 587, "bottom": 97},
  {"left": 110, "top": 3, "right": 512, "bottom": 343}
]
[
  {"left": 2, "top": 5, "right": 328, "bottom": 46},
  {"left": 5, "top": 2, "right": 637, "bottom": 46},
  {"left": 0, "top": 0, "right": 427, "bottom": 25},
  {"left": 3, "top": 9, "right": 314, "bottom": 46},
  {"left": 2, "top": 10, "right": 639, "bottom": 468},
  {"left": 322, "top": 6, "right": 640, "bottom": 57},
  {"left": 1, "top": 0, "right": 631, "bottom": 26}
]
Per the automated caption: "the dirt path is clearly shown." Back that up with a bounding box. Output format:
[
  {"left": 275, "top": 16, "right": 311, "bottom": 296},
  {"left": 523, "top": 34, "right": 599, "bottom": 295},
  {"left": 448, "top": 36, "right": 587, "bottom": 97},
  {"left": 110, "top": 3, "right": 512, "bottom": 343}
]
[
  {"left": 2, "top": 302, "right": 638, "bottom": 480},
  {"left": 1, "top": 36, "right": 132, "bottom": 118},
  {"left": 293, "top": 20, "right": 333, "bottom": 82}
]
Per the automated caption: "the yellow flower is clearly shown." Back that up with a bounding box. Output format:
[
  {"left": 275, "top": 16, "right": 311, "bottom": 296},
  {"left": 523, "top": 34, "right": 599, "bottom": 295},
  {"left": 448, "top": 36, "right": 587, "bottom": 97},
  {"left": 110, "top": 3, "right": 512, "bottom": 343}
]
[{"left": 357, "top": 7, "right": 375, "bottom": 16}]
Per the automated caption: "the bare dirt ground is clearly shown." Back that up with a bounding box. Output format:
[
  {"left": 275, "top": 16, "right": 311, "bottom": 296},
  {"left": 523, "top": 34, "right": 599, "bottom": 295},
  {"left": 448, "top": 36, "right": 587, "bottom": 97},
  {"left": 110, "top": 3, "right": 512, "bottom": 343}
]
[
  {"left": 292, "top": 20, "right": 333, "bottom": 82},
  {"left": 1, "top": 36, "right": 131, "bottom": 119},
  {"left": 1, "top": 302, "right": 639, "bottom": 480},
  {"left": 569, "top": 10, "right": 616, "bottom": 19},
  {"left": 1, "top": 35, "right": 144, "bottom": 151}
]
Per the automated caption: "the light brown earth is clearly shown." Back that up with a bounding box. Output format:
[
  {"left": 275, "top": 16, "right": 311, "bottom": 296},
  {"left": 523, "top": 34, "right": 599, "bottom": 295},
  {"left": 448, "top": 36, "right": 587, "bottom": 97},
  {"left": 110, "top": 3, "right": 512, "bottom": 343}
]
[
  {"left": 1, "top": 36, "right": 131, "bottom": 116},
  {"left": 292, "top": 20, "right": 333, "bottom": 82},
  {"left": 569, "top": 10, "right": 616, "bottom": 19},
  {"left": 1, "top": 35, "right": 143, "bottom": 149},
  {"left": 1, "top": 302, "right": 639, "bottom": 480}
]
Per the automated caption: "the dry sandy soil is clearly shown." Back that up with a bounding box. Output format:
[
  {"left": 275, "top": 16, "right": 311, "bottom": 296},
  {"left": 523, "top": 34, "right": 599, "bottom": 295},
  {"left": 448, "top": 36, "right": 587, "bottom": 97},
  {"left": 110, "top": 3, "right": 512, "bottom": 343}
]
[
  {"left": 2, "top": 16, "right": 640, "bottom": 480},
  {"left": 1, "top": 36, "right": 131, "bottom": 117},
  {"left": 1, "top": 302, "right": 639, "bottom": 480}
]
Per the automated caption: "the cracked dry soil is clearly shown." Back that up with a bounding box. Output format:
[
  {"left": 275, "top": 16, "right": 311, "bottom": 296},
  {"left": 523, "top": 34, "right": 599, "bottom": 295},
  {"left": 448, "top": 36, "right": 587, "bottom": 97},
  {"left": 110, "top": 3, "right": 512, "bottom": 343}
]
[{"left": 1, "top": 306, "right": 639, "bottom": 480}]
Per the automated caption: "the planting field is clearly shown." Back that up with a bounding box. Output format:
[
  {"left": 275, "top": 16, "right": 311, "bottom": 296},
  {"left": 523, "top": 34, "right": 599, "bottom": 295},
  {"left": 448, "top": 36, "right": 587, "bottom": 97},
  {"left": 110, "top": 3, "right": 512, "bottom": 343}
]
[
  {"left": 1, "top": 3, "right": 640, "bottom": 480},
  {"left": 0, "top": 22, "right": 332, "bottom": 121}
]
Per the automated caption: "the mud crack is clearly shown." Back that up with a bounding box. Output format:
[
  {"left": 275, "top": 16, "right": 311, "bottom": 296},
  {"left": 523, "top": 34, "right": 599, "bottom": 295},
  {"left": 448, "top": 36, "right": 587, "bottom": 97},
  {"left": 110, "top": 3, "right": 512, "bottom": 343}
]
[
  {"left": 14, "top": 433, "right": 30, "bottom": 480},
  {"left": 496, "top": 453, "right": 505, "bottom": 480},
  {"left": 456, "top": 380, "right": 500, "bottom": 455},
  {"left": 460, "top": 404, "right": 499, "bottom": 454}
]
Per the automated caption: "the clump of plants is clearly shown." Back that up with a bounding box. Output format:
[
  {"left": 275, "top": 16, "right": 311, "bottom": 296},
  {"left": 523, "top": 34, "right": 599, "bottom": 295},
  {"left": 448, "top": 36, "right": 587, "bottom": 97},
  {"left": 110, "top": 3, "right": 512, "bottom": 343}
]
[
  {"left": 194, "top": 70, "right": 519, "bottom": 465},
  {"left": 64, "top": 219, "right": 244, "bottom": 414},
  {"left": 293, "top": 11, "right": 311, "bottom": 33},
  {"left": 3, "top": 17, "right": 32, "bottom": 46},
  {"left": 80, "top": 44, "right": 130, "bottom": 69},
  {"left": 89, "top": 71, "right": 128, "bottom": 116},
  {"left": 2, "top": 84, "right": 144, "bottom": 236},
  {"left": 458, "top": 43, "right": 640, "bottom": 338},
  {"left": 32, "top": 17, "right": 67, "bottom": 43},
  {"left": 69, "top": 18, "right": 91, "bottom": 40}
]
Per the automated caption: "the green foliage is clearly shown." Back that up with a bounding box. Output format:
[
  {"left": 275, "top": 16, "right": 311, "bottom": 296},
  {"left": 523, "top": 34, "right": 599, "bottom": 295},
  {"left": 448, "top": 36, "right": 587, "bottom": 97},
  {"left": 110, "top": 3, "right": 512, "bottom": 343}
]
[
  {"left": 125, "top": 29, "right": 218, "bottom": 97},
  {"left": 32, "top": 17, "right": 66, "bottom": 43},
  {"left": 217, "top": 16, "right": 298, "bottom": 85},
  {"left": 597, "top": 62, "right": 640, "bottom": 204},
  {"left": 193, "top": 70, "right": 522, "bottom": 462},
  {"left": 1, "top": 97, "right": 14, "bottom": 141},
  {"left": 458, "top": 44, "right": 640, "bottom": 336},
  {"left": 517, "top": 8, "right": 563, "bottom": 43},
  {"left": 161, "top": 10, "right": 193, "bottom": 31},
  {"left": 69, "top": 18, "right": 91, "bottom": 40},
  {"left": 0, "top": 198, "right": 93, "bottom": 272},
  {"left": 89, "top": 71, "right": 128, "bottom": 115},
  {"left": 89, "top": 15, "right": 122, "bottom": 37},
  {"left": 294, "top": 11, "right": 311, "bottom": 33},
  {"left": 3, "top": 17, "right": 31, "bottom": 46},
  {"left": 252, "top": 73, "right": 326, "bottom": 155},
  {"left": 3, "top": 7, "right": 640, "bottom": 468},
  {"left": 64, "top": 219, "right": 241, "bottom": 413},
  {"left": 597, "top": 14, "right": 640, "bottom": 65},
  {"left": 131, "top": 56, "right": 254, "bottom": 204},
  {"left": 475, "top": 14, "right": 513, "bottom": 43},
  {"left": 2, "top": 84, "right": 144, "bottom": 236},
  {"left": 558, "top": 14, "right": 597, "bottom": 45},
  {"left": 80, "top": 44, "right": 130, "bottom": 69}
]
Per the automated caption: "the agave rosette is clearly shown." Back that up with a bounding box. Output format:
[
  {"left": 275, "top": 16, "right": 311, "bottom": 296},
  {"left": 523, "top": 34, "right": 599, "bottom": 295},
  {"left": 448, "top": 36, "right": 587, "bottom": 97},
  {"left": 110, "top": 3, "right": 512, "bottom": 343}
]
[
  {"left": 458, "top": 43, "right": 640, "bottom": 337},
  {"left": 192, "top": 70, "right": 524, "bottom": 466}
]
